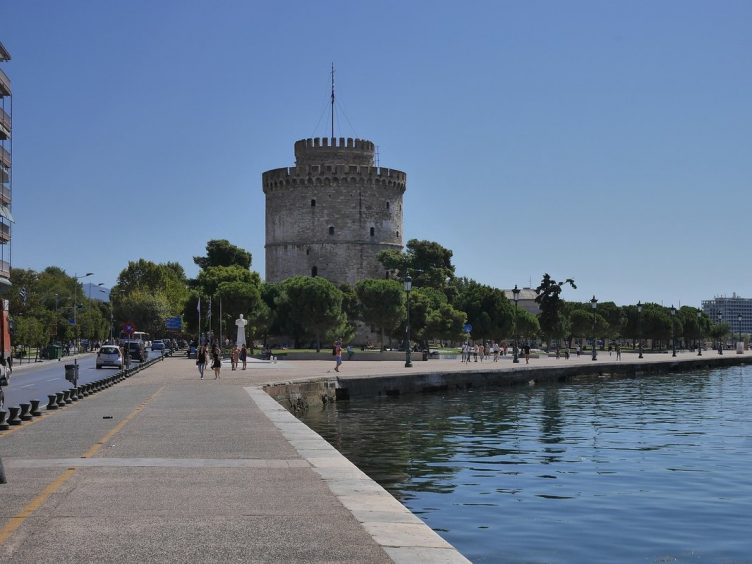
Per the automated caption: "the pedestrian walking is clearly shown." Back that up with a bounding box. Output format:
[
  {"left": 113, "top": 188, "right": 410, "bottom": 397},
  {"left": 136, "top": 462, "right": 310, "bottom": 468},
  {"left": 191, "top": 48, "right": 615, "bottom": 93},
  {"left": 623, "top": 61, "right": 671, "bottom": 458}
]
[
  {"left": 211, "top": 344, "right": 221, "bottom": 379},
  {"left": 231, "top": 346, "right": 239, "bottom": 370},
  {"left": 333, "top": 339, "right": 343, "bottom": 372},
  {"left": 240, "top": 344, "right": 247, "bottom": 370},
  {"left": 616, "top": 343, "right": 622, "bottom": 360},
  {"left": 196, "top": 345, "right": 207, "bottom": 379},
  {"left": 524, "top": 344, "right": 530, "bottom": 364}
]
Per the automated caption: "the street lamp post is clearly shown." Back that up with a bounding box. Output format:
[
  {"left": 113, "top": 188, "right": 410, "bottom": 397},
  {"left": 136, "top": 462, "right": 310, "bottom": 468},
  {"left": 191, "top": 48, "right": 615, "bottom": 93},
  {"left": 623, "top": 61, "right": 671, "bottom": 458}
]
[
  {"left": 590, "top": 295, "right": 598, "bottom": 361},
  {"left": 404, "top": 275, "right": 412, "bottom": 368},
  {"left": 637, "top": 301, "right": 643, "bottom": 359},
  {"left": 671, "top": 305, "right": 676, "bottom": 357},
  {"left": 738, "top": 313, "right": 743, "bottom": 353},
  {"left": 512, "top": 285, "right": 520, "bottom": 364},
  {"left": 697, "top": 311, "right": 702, "bottom": 356},
  {"left": 717, "top": 312, "right": 723, "bottom": 355},
  {"left": 73, "top": 272, "right": 93, "bottom": 352}
]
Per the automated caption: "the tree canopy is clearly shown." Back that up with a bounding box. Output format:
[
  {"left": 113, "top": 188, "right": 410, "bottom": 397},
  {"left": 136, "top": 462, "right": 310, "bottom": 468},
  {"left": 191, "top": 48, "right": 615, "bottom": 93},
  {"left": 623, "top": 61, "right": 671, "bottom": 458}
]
[{"left": 193, "top": 239, "right": 252, "bottom": 270}]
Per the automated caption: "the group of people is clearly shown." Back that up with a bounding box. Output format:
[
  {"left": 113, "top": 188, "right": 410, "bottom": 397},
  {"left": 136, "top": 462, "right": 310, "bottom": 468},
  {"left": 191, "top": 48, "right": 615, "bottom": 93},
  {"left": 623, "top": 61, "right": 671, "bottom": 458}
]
[
  {"left": 195, "top": 342, "right": 248, "bottom": 380},
  {"left": 460, "top": 341, "right": 532, "bottom": 364}
]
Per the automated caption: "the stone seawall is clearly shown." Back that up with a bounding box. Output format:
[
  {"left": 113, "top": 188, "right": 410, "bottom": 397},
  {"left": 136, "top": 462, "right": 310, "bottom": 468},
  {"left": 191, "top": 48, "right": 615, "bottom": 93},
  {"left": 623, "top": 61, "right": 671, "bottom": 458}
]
[{"left": 265, "top": 354, "right": 752, "bottom": 412}]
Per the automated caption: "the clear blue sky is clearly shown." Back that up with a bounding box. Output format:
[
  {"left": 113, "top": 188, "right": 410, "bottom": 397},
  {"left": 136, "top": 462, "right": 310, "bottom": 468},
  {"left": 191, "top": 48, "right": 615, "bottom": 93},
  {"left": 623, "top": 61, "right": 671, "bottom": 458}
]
[{"left": 2, "top": 1, "right": 750, "bottom": 307}]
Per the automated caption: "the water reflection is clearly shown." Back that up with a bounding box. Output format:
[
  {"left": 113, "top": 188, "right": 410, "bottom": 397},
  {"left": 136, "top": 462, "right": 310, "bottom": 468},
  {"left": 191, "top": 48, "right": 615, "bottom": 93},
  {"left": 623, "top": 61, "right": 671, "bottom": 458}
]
[{"left": 299, "top": 367, "right": 751, "bottom": 562}]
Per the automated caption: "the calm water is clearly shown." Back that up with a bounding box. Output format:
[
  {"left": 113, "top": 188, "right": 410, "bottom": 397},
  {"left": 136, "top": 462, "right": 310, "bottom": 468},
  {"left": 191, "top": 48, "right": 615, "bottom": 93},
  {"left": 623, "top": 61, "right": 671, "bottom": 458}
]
[{"left": 299, "top": 366, "right": 752, "bottom": 563}]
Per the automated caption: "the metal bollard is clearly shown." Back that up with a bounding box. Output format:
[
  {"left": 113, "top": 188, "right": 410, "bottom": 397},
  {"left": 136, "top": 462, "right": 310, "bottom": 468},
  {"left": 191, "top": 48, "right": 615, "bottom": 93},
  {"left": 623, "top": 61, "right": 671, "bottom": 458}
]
[
  {"left": 30, "top": 399, "right": 42, "bottom": 416},
  {"left": 18, "top": 403, "right": 32, "bottom": 421},
  {"left": 0, "top": 410, "right": 9, "bottom": 430},
  {"left": 56, "top": 392, "right": 65, "bottom": 408},
  {"left": 7, "top": 406, "right": 21, "bottom": 425},
  {"left": 81, "top": 384, "right": 89, "bottom": 397},
  {"left": 63, "top": 390, "right": 72, "bottom": 404},
  {"left": 69, "top": 388, "right": 79, "bottom": 402},
  {"left": 47, "top": 395, "right": 58, "bottom": 410}
]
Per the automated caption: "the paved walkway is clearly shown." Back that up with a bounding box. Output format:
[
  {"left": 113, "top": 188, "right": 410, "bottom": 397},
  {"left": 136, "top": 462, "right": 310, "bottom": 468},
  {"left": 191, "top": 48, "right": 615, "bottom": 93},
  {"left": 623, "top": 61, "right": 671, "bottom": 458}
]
[
  {"left": 0, "top": 356, "right": 469, "bottom": 563},
  {"left": 1, "top": 350, "right": 748, "bottom": 562}
]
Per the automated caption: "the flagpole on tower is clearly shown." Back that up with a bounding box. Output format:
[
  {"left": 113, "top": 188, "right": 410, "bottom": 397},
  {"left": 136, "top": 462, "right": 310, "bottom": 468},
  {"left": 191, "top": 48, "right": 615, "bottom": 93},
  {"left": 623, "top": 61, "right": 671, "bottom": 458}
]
[{"left": 330, "top": 63, "right": 335, "bottom": 139}]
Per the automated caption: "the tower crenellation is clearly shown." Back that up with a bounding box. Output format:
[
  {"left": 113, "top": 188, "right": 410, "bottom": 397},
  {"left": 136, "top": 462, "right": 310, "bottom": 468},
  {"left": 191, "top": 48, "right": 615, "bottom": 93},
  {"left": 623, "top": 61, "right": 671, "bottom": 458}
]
[{"left": 263, "top": 137, "right": 406, "bottom": 286}]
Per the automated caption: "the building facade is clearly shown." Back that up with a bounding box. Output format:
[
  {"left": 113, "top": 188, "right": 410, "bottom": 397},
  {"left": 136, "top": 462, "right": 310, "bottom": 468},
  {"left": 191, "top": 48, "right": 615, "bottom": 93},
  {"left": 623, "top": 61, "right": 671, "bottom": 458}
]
[
  {"left": 263, "top": 137, "right": 406, "bottom": 286},
  {"left": 0, "top": 41, "right": 11, "bottom": 286},
  {"left": 701, "top": 293, "right": 752, "bottom": 336}
]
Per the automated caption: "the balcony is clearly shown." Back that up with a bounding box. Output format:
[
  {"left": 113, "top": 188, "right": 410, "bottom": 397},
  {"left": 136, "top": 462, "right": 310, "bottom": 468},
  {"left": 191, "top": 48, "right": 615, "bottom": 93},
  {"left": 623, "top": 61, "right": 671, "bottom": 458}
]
[
  {"left": 0, "top": 107, "right": 9, "bottom": 140},
  {"left": 0, "top": 184, "right": 9, "bottom": 205},
  {"left": 0, "top": 68, "right": 9, "bottom": 97},
  {"left": 0, "top": 145, "right": 9, "bottom": 169},
  {"left": 0, "top": 260, "right": 9, "bottom": 280},
  {"left": 0, "top": 222, "right": 10, "bottom": 243}
]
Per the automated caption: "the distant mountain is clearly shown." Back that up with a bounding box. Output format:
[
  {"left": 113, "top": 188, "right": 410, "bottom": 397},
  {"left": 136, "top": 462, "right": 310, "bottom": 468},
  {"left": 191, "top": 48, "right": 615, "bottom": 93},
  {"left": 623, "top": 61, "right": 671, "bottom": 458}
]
[{"left": 83, "top": 282, "right": 110, "bottom": 302}]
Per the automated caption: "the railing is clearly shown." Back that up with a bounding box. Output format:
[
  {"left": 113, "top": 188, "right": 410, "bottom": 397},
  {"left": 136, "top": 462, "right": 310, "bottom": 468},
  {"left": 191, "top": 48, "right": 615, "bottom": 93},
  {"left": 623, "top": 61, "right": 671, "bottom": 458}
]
[
  {"left": 0, "top": 106, "right": 10, "bottom": 135},
  {"left": 0, "top": 185, "right": 9, "bottom": 205},
  {"left": 0, "top": 222, "right": 10, "bottom": 242},
  {"left": 0, "top": 145, "right": 9, "bottom": 168},
  {"left": 0, "top": 68, "right": 10, "bottom": 96}
]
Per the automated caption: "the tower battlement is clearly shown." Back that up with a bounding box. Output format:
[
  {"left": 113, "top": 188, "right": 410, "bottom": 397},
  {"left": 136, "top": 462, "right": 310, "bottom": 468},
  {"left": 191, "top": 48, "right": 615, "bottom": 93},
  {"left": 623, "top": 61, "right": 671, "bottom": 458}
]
[
  {"left": 262, "top": 164, "right": 406, "bottom": 194},
  {"left": 294, "top": 137, "right": 375, "bottom": 166}
]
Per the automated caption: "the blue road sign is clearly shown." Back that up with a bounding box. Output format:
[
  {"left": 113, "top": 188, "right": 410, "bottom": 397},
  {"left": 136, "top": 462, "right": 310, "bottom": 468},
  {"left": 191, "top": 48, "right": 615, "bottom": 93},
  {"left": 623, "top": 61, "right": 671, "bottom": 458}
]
[
  {"left": 165, "top": 316, "right": 182, "bottom": 330},
  {"left": 464, "top": 323, "right": 473, "bottom": 333}
]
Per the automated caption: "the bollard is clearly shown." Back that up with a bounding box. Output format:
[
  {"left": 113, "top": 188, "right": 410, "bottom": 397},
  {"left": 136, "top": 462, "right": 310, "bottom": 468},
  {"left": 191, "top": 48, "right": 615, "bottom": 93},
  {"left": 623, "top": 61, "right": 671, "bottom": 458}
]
[
  {"left": 7, "top": 406, "right": 21, "bottom": 425},
  {"left": 0, "top": 410, "right": 9, "bottom": 430},
  {"left": 19, "top": 403, "right": 32, "bottom": 421},
  {"left": 56, "top": 392, "right": 65, "bottom": 408},
  {"left": 63, "top": 390, "right": 72, "bottom": 404},
  {"left": 69, "top": 388, "right": 79, "bottom": 402},
  {"left": 47, "top": 395, "right": 58, "bottom": 410},
  {"left": 81, "top": 384, "right": 89, "bottom": 397},
  {"left": 30, "top": 399, "right": 42, "bottom": 416}
]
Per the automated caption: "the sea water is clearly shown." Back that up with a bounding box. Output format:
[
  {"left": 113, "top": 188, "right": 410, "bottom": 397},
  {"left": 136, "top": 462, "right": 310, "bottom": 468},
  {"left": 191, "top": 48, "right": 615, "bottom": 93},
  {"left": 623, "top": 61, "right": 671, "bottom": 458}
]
[{"left": 299, "top": 365, "right": 752, "bottom": 562}]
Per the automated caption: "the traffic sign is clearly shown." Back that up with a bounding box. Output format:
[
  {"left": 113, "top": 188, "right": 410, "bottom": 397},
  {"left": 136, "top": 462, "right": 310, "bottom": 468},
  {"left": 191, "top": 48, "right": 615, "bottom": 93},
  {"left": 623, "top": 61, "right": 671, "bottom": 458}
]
[{"left": 464, "top": 323, "right": 473, "bottom": 333}]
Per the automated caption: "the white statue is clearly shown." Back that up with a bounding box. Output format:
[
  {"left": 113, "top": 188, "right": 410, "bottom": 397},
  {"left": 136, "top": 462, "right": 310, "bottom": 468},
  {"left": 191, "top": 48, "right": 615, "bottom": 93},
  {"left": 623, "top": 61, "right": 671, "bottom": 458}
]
[{"left": 235, "top": 314, "right": 248, "bottom": 347}]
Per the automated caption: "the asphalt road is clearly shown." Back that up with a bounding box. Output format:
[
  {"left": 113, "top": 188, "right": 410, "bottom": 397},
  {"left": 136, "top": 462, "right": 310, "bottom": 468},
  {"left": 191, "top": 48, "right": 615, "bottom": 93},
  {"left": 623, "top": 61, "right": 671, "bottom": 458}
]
[{"left": 3, "top": 350, "right": 163, "bottom": 409}]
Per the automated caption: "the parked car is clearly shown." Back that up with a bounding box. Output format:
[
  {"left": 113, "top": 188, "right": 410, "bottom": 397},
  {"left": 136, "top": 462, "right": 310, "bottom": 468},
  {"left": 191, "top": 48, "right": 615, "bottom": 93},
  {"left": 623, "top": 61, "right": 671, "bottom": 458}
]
[
  {"left": 96, "top": 345, "right": 123, "bottom": 369},
  {"left": 151, "top": 340, "right": 165, "bottom": 351}
]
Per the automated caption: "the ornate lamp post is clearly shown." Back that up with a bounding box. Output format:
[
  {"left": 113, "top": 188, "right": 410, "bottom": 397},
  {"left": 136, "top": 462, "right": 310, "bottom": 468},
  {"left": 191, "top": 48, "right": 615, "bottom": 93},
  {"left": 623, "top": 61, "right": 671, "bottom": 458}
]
[
  {"left": 671, "top": 305, "right": 677, "bottom": 357},
  {"left": 404, "top": 274, "right": 412, "bottom": 368},
  {"left": 738, "top": 313, "right": 743, "bottom": 353},
  {"left": 512, "top": 284, "right": 520, "bottom": 364},
  {"left": 717, "top": 312, "right": 723, "bottom": 355},
  {"left": 697, "top": 311, "right": 702, "bottom": 356},
  {"left": 637, "top": 301, "right": 643, "bottom": 359},
  {"left": 590, "top": 295, "right": 598, "bottom": 361}
]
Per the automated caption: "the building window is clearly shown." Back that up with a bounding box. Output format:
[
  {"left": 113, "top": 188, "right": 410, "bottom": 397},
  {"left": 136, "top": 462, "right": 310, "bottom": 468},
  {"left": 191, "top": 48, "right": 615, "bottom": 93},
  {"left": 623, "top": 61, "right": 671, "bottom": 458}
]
[
  {"left": 370, "top": 227, "right": 375, "bottom": 237},
  {"left": 311, "top": 199, "right": 316, "bottom": 207},
  {"left": 311, "top": 266, "right": 318, "bottom": 277},
  {"left": 306, "top": 247, "right": 310, "bottom": 256},
  {"left": 329, "top": 226, "right": 334, "bottom": 235},
  {"left": 386, "top": 201, "right": 390, "bottom": 210},
  {"left": 396, "top": 230, "right": 400, "bottom": 238}
]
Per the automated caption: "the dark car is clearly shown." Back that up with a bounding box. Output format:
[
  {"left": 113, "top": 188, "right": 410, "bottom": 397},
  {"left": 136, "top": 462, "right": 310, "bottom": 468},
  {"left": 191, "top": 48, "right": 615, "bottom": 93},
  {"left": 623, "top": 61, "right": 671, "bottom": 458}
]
[{"left": 123, "top": 340, "right": 147, "bottom": 362}]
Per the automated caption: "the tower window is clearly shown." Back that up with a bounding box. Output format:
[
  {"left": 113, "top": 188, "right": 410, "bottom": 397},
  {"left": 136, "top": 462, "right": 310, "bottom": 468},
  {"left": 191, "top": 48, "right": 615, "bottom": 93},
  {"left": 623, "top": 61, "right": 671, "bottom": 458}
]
[
  {"left": 370, "top": 227, "right": 375, "bottom": 237},
  {"left": 386, "top": 201, "right": 390, "bottom": 210},
  {"left": 306, "top": 247, "right": 310, "bottom": 255},
  {"left": 396, "top": 230, "right": 400, "bottom": 238},
  {"left": 311, "top": 199, "right": 316, "bottom": 207},
  {"left": 311, "top": 266, "right": 318, "bottom": 277},
  {"left": 329, "top": 226, "right": 335, "bottom": 235}
]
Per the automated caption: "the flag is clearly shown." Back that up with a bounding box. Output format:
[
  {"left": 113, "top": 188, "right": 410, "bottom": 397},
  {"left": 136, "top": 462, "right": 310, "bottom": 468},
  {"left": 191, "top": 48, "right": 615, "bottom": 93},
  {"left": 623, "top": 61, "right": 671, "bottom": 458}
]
[
  {"left": 207, "top": 299, "right": 212, "bottom": 319},
  {"left": 196, "top": 296, "right": 201, "bottom": 313},
  {"left": 19, "top": 287, "right": 27, "bottom": 305}
]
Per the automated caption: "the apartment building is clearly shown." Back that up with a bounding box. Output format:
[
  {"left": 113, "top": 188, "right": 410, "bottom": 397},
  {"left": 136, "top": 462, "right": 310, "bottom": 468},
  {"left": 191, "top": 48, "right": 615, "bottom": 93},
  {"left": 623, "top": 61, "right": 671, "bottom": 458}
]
[
  {"left": 702, "top": 293, "right": 752, "bottom": 336},
  {"left": 0, "top": 41, "right": 11, "bottom": 286}
]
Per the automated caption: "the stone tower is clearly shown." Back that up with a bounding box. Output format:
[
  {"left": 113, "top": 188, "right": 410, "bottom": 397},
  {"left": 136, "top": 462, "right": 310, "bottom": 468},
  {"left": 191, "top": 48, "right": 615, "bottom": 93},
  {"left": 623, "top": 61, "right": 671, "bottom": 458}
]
[{"left": 263, "top": 137, "right": 406, "bottom": 286}]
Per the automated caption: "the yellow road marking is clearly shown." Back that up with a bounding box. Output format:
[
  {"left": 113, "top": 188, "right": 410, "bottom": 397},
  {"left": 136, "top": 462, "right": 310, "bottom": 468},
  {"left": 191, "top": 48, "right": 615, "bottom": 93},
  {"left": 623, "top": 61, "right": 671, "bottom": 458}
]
[{"left": 0, "top": 386, "right": 164, "bottom": 545}]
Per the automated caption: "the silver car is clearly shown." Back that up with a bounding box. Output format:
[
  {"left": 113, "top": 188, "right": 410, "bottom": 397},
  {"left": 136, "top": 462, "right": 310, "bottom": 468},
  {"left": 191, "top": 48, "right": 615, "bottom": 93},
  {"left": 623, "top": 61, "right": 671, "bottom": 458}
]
[{"left": 96, "top": 345, "right": 123, "bottom": 369}]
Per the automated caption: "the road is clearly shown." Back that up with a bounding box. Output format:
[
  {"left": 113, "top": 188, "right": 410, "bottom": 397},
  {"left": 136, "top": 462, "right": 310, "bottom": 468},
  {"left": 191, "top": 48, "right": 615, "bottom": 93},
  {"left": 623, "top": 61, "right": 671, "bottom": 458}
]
[{"left": 3, "top": 350, "right": 163, "bottom": 409}]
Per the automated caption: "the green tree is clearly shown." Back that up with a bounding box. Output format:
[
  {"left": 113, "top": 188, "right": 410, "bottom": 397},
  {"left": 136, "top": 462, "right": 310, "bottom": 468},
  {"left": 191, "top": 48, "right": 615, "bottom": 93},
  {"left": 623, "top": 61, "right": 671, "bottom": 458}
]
[
  {"left": 193, "top": 239, "right": 252, "bottom": 270},
  {"left": 516, "top": 309, "right": 541, "bottom": 339},
  {"left": 113, "top": 290, "right": 171, "bottom": 337},
  {"left": 355, "top": 279, "right": 405, "bottom": 350},
  {"left": 196, "top": 265, "right": 260, "bottom": 297},
  {"left": 280, "top": 276, "right": 345, "bottom": 351},
  {"left": 112, "top": 259, "right": 188, "bottom": 315},
  {"left": 535, "top": 274, "right": 576, "bottom": 340},
  {"left": 454, "top": 278, "right": 513, "bottom": 341},
  {"left": 378, "top": 239, "right": 456, "bottom": 291}
]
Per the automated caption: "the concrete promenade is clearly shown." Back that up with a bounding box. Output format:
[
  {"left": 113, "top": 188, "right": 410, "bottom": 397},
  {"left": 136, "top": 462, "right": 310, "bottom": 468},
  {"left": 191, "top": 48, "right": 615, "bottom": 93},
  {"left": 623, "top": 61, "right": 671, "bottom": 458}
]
[{"left": 1, "top": 350, "right": 749, "bottom": 563}]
